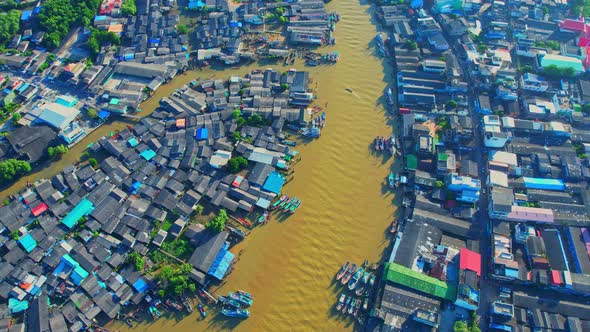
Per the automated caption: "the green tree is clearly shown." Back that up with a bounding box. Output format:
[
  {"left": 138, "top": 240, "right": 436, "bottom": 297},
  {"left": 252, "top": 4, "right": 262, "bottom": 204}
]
[
  {"left": 194, "top": 205, "right": 204, "bottom": 215},
  {"left": 405, "top": 40, "right": 417, "bottom": 50},
  {"left": 0, "top": 159, "right": 31, "bottom": 183},
  {"left": 88, "top": 158, "right": 98, "bottom": 168},
  {"left": 87, "top": 107, "right": 98, "bottom": 119},
  {"left": 227, "top": 156, "right": 248, "bottom": 173},
  {"left": 543, "top": 64, "right": 575, "bottom": 78},
  {"left": 454, "top": 321, "right": 469, "bottom": 332},
  {"left": 10, "top": 112, "right": 20, "bottom": 125},
  {"left": 121, "top": 0, "right": 136, "bottom": 15},
  {"left": 127, "top": 251, "right": 145, "bottom": 271},
  {"left": 477, "top": 44, "right": 488, "bottom": 54},
  {"left": 48, "top": 144, "right": 68, "bottom": 158},
  {"left": 0, "top": 10, "right": 21, "bottom": 47},
  {"left": 39, "top": 0, "right": 101, "bottom": 49},
  {"left": 177, "top": 24, "right": 188, "bottom": 34},
  {"left": 280, "top": 83, "right": 289, "bottom": 92},
  {"left": 435, "top": 180, "right": 444, "bottom": 188},
  {"left": 447, "top": 100, "right": 457, "bottom": 108},
  {"left": 206, "top": 209, "right": 228, "bottom": 233},
  {"left": 518, "top": 65, "right": 533, "bottom": 74}
]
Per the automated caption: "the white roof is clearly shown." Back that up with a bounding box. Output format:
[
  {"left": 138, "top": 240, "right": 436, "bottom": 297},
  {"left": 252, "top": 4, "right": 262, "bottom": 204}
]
[
  {"left": 38, "top": 102, "right": 80, "bottom": 130},
  {"left": 489, "top": 170, "right": 509, "bottom": 187},
  {"left": 489, "top": 151, "right": 517, "bottom": 166}
]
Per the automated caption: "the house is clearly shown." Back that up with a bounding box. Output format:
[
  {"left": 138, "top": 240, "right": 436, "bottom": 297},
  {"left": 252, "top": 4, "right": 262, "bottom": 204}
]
[
  {"left": 456, "top": 248, "right": 481, "bottom": 311},
  {"left": 6, "top": 126, "right": 57, "bottom": 164},
  {"left": 521, "top": 73, "right": 549, "bottom": 92},
  {"left": 36, "top": 103, "right": 80, "bottom": 131},
  {"left": 188, "top": 231, "right": 234, "bottom": 280}
]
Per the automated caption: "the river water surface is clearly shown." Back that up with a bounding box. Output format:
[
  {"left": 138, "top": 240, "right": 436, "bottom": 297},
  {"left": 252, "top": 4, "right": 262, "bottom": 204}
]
[{"left": 1, "top": 1, "right": 397, "bottom": 331}]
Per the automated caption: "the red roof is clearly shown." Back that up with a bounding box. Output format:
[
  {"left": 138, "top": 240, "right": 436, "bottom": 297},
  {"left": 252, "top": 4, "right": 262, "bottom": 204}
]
[
  {"left": 31, "top": 203, "right": 48, "bottom": 217},
  {"left": 459, "top": 248, "right": 481, "bottom": 276},
  {"left": 560, "top": 19, "right": 587, "bottom": 32},
  {"left": 551, "top": 270, "right": 562, "bottom": 285},
  {"left": 578, "top": 37, "right": 590, "bottom": 47}
]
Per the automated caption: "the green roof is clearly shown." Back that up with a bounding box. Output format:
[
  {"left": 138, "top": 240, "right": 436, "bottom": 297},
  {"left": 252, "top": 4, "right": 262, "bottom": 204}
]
[
  {"left": 406, "top": 154, "right": 418, "bottom": 170},
  {"left": 62, "top": 198, "right": 94, "bottom": 229},
  {"left": 540, "top": 54, "right": 584, "bottom": 72},
  {"left": 384, "top": 263, "right": 456, "bottom": 301},
  {"left": 438, "top": 153, "right": 448, "bottom": 161}
]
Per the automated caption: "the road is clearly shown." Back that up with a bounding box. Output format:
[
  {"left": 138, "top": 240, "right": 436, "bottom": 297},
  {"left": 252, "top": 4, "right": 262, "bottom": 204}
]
[{"left": 433, "top": 14, "right": 496, "bottom": 330}]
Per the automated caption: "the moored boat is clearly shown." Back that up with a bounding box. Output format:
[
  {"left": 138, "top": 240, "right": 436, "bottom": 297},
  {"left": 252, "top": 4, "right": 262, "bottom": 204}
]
[
  {"left": 283, "top": 197, "right": 298, "bottom": 211},
  {"left": 385, "top": 88, "right": 394, "bottom": 106},
  {"left": 363, "top": 298, "right": 369, "bottom": 311},
  {"left": 336, "top": 294, "right": 346, "bottom": 311},
  {"left": 355, "top": 272, "right": 372, "bottom": 296},
  {"left": 271, "top": 195, "right": 288, "bottom": 210},
  {"left": 278, "top": 196, "right": 291, "bottom": 209},
  {"left": 353, "top": 299, "right": 362, "bottom": 317},
  {"left": 369, "top": 274, "right": 376, "bottom": 287},
  {"left": 347, "top": 297, "right": 355, "bottom": 315},
  {"left": 340, "top": 263, "right": 357, "bottom": 285},
  {"left": 257, "top": 211, "right": 269, "bottom": 224},
  {"left": 388, "top": 172, "right": 395, "bottom": 189},
  {"left": 218, "top": 295, "right": 242, "bottom": 309},
  {"left": 289, "top": 199, "right": 302, "bottom": 213},
  {"left": 198, "top": 303, "right": 207, "bottom": 318},
  {"left": 348, "top": 267, "right": 364, "bottom": 290},
  {"left": 336, "top": 261, "right": 350, "bottom": 280},
  {"left": 341, "top": 296, "right": 352, "bottom": 313},
  {"left": 221, "top": 308, "right": 250, "bottom": 318},
  {"left": 237, "top": 290, "right": 253, "bottom": 299},
  {"left": 228, "top": 292, "right": 253, "bottom": 307},
  {"left": 389, "top": 219, "right": 398, "bottom": 234}
]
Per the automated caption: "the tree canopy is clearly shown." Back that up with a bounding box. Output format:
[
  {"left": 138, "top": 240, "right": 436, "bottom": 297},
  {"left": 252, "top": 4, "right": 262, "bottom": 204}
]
[
  {"left": 543, "top": 64, "right": 576, "bottom": 78},
  {"left": 48, "top": 144, "right": 69, "bottom": 158},
  {"left": 121, "top": 0, "right": 137, "bottom": 16},
  {"left": 0, "top": 159, "right": 31, "bottom": 183},
  {"left": 38, "top": 0, "right": 101, "bottom": 49},
  {"left": 0, "top": 10, "right": 21, "bottom": 47},
  {"left": 86, "top": 28, "right": 120, "bottom": 60},
  {"left": 206, "top": 209, "right": 228, "bottom": 233},
  {"left": 227, "top": 156, "right": 248, "bottom": 173}
]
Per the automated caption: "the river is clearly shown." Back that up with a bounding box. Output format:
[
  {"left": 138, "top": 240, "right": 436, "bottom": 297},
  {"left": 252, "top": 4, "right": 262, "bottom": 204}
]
[{"left": 2, "top": 0, "right": 397, "bottom": 330}]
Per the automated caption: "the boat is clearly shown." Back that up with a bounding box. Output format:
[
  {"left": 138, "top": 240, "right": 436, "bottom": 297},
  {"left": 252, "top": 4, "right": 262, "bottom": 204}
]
[
  {"left": 388, "top": 172, "right": 395, "bottom": 189},
  {"left": 347, "top": 297, "right": 355, "bottom": 315},
  {"left": 257, "top": 211, "right": 269, "bottom": 224},
  {"left": 341, "top": 296, "right": 352, "bottom": 313},
  {"left": 375, "top": 33, "right": 388, "bottom": 57},
  {"left": 289, "top": 199, "right": 302, "bottom": 213},
  {"left": 353, "top": 299, "right": 362, "bottom": 317},
  {"left": 305, "top": 59, "right": 319, "bottom": 66},
  {"left": 356, "top": 272, "right": 372, "bottom": 296},
  {"left": 282, "top": 139, "right": 297, "bottom": 146},
  {"left": 336, "top": 261, "right": 350, "bottom": 281},
  {"left": 385, "top": 88, "right": 394, "bottom": 106},
  {"left": 363, "top": 298, "right": 369, "bottom": 311},
  {"left": 389, "top": 219, "right": 398, "bottom": 234},
  {"left": 340, "top": 263, "right": 357, "bottom": 285},
  {"left": 228, "top": 292, "right": 253, "bottom": 307},
  {"left": 149, "top": 306, "right": 161, "bottom": 319},
  {"left": 218, "top": 295, "right": 242, "bottom": 309},
  {"left": 277, "top": 196, "right": 291, "bottom": 209},
  {"left": 348, "top": 267, "right": 365, "bottom": 290},
  {"left": 300, "top": 127, "right": 321, "bottom": 138},
  {"left": 369, "top": 274, "right": 376, "bottom": 287},
  {"left": 198, "top": 303, "right": 207, "bottom": 318},
  {"left": 181, "top": 295, "right": 193, "bottom": 312},
  {"left": 237, "top": 290, "right": 253, "bottom": 299},
  {"left": 345, "top": 88, "right": 353, "bottom": 93},
  {"left": 283, "top": 197, "right": 298, "bottom": 211},
  {"left": 336, "top": 294, "right": 346, "bottom": 311},
  {"left": 363, "top": 259, "right": 369, "bottom": 267},
  {"left": 235, "top": 217, "right": 252, "bottom": 228},
  {"left": 124, "top": 317, "right": 133, "bottom": 327},
  {"left": 221, "top": 308, "right": 250, "bottom": 318},
  {"left": 165, "top": 299, "right": 183, "bottom": 311},
  {"left": 374, "top": 137, "right": 380, "bottom": 151}
]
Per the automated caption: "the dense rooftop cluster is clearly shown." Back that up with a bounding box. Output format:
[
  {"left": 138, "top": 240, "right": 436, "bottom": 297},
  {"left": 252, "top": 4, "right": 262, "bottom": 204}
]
[
  {"left": 0, "top": 68, "right": 312, "bottom": 331},
  {"left": 368, "top": 0, "right": 590, "bottom": 331}
]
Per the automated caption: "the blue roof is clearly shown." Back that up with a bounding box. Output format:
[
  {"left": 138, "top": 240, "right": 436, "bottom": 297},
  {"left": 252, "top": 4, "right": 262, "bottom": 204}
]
[
  {"left": 132, "top": 278, "right": 148, "bottom": 293},
  {"left": 18, "top": 233, "right": 37, "bottom": 253},
  {"left": 94, "top": 15, "right": 107, "bottom": 21},
  {"left": 21, "top": 10, "right": 32, "bottom": 21},
  {"left": 140, "top": 149, "right": 156, "bottom": 161},
  {"left": 97, "top": 110, "right": 110, "bottom": 119},
  {"left": 523, "top": 177, "right": 565, "bottom": 191},
  {"left": 504, "top": 268, "right": 519, "bottom": 279},
  {"left": 196, "top": 128, "right": 209, "bottom": 140},
  {"left": 128, "top": 137, "right": 139, "bottom": 147},
  {"left": 208, "top": 242, "right": 234, "bottom": 280},
  {"left": 62, "top": 198, "right": 94, "bottom": 229},
  {"left": 55, "top": 96, "right": 77, "bottom": 108},
  {"left": 262, "top": 172, "right": 285, "bottom": 194},
  {"left": 60, "top": 254, "right": 88, "bottom": 285},
  {"left": 130, "top": 181, "right": 142, "bottom": 194},
  {"left": 8, "top": 298, "right": 28, "bottom": 314}
]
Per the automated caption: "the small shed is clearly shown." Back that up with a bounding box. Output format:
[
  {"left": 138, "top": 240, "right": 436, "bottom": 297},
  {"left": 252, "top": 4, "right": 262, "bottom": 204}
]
[{"left": 196, "top": 128, "right": 209, "bottom": 140}]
